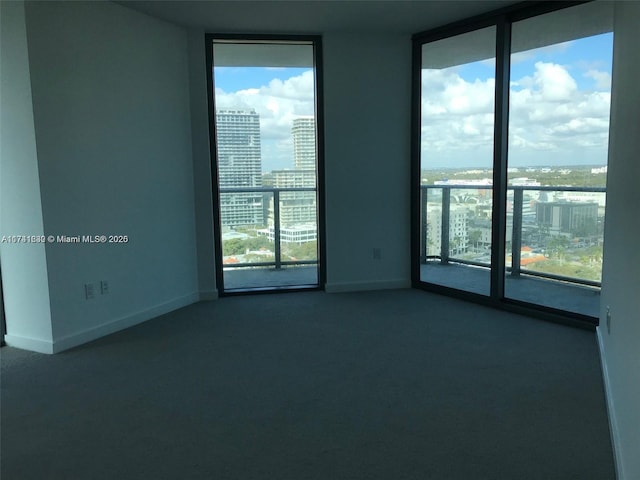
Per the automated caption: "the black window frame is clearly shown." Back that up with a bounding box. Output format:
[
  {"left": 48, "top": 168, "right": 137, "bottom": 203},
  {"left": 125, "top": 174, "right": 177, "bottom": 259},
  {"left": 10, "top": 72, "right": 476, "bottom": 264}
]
[
  {"left": 205, "top": 34, "right": 326, "bottom": 296},
  {"left": 411, "top": 1, "right": 603, "bottom": 329}
]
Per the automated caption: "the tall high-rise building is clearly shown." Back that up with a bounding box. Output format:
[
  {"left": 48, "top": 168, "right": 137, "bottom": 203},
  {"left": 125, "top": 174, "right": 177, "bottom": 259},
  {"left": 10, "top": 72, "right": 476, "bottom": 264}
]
[
  {"left": 271, "top": 169, "right": 317, "bottom": 226},
  {"left": 216, "top": 108, "right": 263, "bottom": 226},
  {"left": 264, "top": 117, "right": 317, "bottom": 241},
  {"left": 292, "top": 117, "right": 316, "bottom": 170}
]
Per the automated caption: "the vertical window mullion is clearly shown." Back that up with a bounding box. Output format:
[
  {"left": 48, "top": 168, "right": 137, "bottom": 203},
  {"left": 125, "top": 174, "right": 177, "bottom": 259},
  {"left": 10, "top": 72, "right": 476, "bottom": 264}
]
[
  {"left": 313, "top": 39, "right": 327, "bottom": 290},
  {"left": 490, "top": 16, "right": 511, "bottom": 301}
]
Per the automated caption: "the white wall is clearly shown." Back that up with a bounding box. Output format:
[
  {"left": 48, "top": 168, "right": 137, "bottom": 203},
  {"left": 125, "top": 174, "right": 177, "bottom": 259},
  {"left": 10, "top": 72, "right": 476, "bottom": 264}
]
[
  {"left": 323, "top": 33, "right": 412, "bottom": 292},
  {"left": 599, "top": 2, "right": 640, "bottom": 479},
  {"left": 18, "top": 1, "right": 198, "bottom": 351},
  {"left": 0, "top": 1, "right": 54, "bottom": 353},
  {"left": 184, "top": 30, "right": 414, "bottom": 293}
]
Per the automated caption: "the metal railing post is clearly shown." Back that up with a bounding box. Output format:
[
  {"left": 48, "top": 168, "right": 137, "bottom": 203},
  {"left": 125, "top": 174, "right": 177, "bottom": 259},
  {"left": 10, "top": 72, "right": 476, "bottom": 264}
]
[
  {"left": 441, "top": 187, "right": 450, "bottom": 265},
  {"left": 273, "top": 190, "right": 282, "bottom": 269},
  {"left": 511, "top": 188, "right": 523, "bottom": 277},
  {"left": 420, "top": 187, "right": 428, "bottom": 263}
]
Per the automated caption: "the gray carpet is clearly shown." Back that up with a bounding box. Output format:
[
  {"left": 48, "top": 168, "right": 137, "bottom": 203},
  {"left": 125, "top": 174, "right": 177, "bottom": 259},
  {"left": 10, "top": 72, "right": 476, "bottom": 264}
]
[{"left": 1, "top": 289, "right": 615, "bottom": 479}]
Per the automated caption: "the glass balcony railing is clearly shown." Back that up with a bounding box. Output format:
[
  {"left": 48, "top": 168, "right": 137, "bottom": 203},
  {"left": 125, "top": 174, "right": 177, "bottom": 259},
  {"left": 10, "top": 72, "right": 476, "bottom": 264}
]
[
  {"left": 420, "top": 185, "right": 606, "bottom": 288},
  {"left": 219, "top": 186, "right": 319, "bottom": 289}
]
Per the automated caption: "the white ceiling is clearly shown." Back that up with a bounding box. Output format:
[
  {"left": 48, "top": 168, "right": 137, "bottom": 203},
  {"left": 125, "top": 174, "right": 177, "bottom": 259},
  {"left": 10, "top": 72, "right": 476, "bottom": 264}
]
[
  {"left": 117, "top": 0, "right": 520, "bottom": 35},
  {"left": 116, "top": 1, "right": 613, "bottom": 69}
]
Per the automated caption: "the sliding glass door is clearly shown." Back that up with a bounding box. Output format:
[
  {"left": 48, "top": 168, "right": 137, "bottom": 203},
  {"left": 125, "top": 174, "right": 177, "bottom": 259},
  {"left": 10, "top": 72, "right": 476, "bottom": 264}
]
[
  {"left": 413, "top": 2, "right": 613, "bottom": 323},
  {"left": 419, "top": 26, "right": 496, "bottom": 297},
  {"left": 206, "top": 37, "right": 324, "bottom": 293},
  {"left": 504, "top": 4, "right": 613, "bottom": 316}
]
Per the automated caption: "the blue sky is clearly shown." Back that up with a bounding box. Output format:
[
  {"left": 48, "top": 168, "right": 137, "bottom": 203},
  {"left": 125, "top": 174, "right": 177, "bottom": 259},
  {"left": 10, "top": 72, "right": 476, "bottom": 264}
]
[
  {"left": 214, "top": 67, "right": 309, "bottom": 92},
  {"left": 512, "top": 33, "right": 613, "bottom": 91},
  {"left": 457, "top": 33, "right": 613, "bottom": 89}
]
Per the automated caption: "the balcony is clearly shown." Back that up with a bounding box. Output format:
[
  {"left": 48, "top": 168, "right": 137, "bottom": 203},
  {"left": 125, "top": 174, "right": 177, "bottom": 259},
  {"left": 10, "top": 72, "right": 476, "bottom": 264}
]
[
  {"left": 219, "top": 185, "right": 605, "bottom": 314},
  {"left": 219, "top": 186, "right": 319, "bottom": 291},
  {"left": 419, "top": 185, "right": 606, "bottom": 317}
]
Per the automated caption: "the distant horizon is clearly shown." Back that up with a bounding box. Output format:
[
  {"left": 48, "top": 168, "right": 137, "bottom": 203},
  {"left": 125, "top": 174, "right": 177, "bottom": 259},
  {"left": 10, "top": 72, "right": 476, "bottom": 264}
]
[
  {"left": 419, "top": 163, "right": 607, "bottom": 171},
  {"left": 258, "top": 163, "right": 607, "bottom": 174}
]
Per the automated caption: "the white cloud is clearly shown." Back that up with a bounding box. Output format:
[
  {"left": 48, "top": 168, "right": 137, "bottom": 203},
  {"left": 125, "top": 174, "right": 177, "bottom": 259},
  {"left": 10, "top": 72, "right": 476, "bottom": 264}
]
[
  {"left": 421, "top": 61, "right": 611, "bottom": 167},
  {"left": 510, "top": 134, "right": 555, "bottom": 151},
  {"left": 421, "top": 67, "right": 496, "bottom": 164},
  {"left": 548, "top": 117, "right": 610, "bottom": 136},
  {"left": 533, "top": 62, "right": 577, "bottom": 102},
  {"left": 584, "top": 69, "right": 612, "bottom": 90}
]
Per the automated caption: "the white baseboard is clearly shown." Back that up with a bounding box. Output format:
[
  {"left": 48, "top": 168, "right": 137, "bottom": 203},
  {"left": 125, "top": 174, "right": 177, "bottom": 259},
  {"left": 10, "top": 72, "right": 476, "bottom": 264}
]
[
  {"left": 51, "top": 292, "right": 199, "bottom": 353},
  {"left": 597, "top": 326, "right": 625, "bottom": 480},
  {"left": 199, "top": 290, "right": 218, "bottom": 301},
  {"left": 3, "top": 334, "right": 55, "bottom": 354},
  {"left": 325, "top": 279, "right": 411, "bottom": 293}
]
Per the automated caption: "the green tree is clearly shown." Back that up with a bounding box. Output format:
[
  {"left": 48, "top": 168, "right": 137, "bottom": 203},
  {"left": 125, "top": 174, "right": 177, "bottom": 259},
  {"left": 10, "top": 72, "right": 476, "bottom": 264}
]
[
  {"left": 548, "top": 235, "right": 570, "bottom": 260},
  {"left": 223, "top": 238, "right": 245, "bottom": 256},
  {"left": 536, "top": 222, "right": 551, "bottom": 244},
  {"left": 468, "top": 230, "right": 482, "bottom": 250},
  {"left": 284, "top": 241, "right": 317, "bottom": 261},
  {"left": 245, "top": 236, "right": 272, "bottom": 251},
  {"left": 450, "top": 236, "right": 464, "bottom": 256}
]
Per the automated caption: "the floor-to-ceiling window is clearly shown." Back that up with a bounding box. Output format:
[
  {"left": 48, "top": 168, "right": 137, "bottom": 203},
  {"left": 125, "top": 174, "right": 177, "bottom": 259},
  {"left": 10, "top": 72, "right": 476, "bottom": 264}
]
[
  {"left": 418, "top": 26, "right": 497, "bottom": 297},
  {"left": 504, "top": 4, "right": 612, "bottom": 316},
  {"left": 413, "top": 2, "right": 613, "bottom": 324},
  {"left": 206, "top": 37, "right": 325, "bottom": 293}
]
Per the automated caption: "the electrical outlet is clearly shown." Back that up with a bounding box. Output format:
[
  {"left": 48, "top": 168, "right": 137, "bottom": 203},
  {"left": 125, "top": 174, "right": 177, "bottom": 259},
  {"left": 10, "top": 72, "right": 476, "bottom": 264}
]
[
  {"left": 100, "top": 280, "right": 109, "bottom": 295},
  {"left": 85, "top": 283, "right": 95, "bottom": 300},
  {"left": 373, "top": 248, "right": 381, "bottom": 260},
  {"left": 606, "top": 306, "right": 611, "bottom": 334}
]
